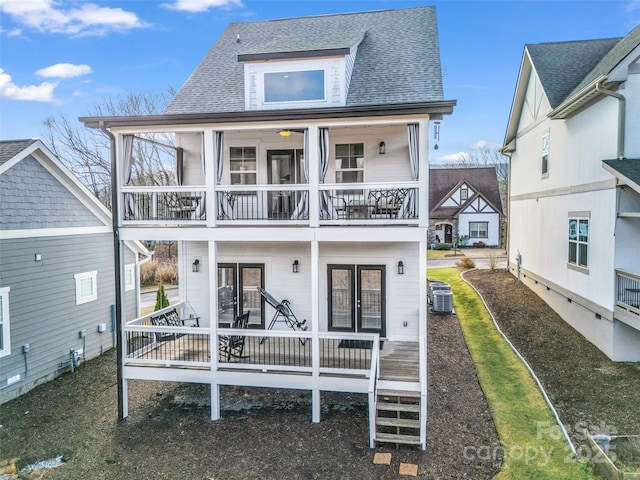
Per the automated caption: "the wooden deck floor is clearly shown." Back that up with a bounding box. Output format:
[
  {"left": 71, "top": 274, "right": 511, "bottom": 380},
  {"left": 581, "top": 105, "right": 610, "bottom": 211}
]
[{"left": 379, "top": 341, "right": 420, "bottom": 382}]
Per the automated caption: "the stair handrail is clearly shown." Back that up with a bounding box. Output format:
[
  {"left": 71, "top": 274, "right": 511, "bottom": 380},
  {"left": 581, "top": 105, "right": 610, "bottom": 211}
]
[{"left": 368, "top": 334, "right": 380, "bottom": 448}]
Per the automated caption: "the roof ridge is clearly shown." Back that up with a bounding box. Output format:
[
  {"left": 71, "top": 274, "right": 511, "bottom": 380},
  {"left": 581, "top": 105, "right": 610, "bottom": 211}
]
[{"left": 527, "top": 37, "right": 622, "bottom": 48}]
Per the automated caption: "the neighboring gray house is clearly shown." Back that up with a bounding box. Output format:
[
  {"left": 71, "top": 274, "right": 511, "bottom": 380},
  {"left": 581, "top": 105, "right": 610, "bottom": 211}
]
[
  {"left": 428, "top": 167, "right": 504, "bottom": 246},
  {"left": 0, "top": 139, "right": 148, "bottom": 403}
]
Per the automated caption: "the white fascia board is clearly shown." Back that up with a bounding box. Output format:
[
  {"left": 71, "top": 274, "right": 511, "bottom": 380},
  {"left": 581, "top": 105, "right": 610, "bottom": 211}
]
[
  {"left": 548, "top": 76, "right": 607, "bottom": 119},
  {"left": 602, "top": 163, "right": 640, "bottom": 194},
  {"left": 608, "top": 44, "right": 640, "bottom": 82},
  {"left": 0, "top": 226, "right": 111, "bottom": 239},
  {"left": 503, "top": 49, "right": 534, "bottom": 148}
]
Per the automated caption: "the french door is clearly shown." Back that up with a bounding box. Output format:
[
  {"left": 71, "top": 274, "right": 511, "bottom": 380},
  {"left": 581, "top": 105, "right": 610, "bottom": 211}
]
[
  {"left": 267, "top": 149, "right": 305, "bottom": 219},
  {"left": 217, "top": 263, "right": 265, "bottom": 328},
  {"left": 328, "top": 265, "right": 385, "bottom": 336}
]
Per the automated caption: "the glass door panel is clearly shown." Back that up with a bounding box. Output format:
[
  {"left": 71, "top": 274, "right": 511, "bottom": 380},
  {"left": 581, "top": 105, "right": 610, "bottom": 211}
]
[
  {"left": 239, "top": 264, "right": 264, "bottom": 328},
  {"left": 217, "top": 264, "right": 236, "bottom": 327},
  {"left": 268, "top": 150, "right": 294, "bottom": 219},
  {"left": 328, "top": 265, "right": 355, "bottom": 331},
  {"left": 358, "top": 266, "right": 385, "bottom": 335}
]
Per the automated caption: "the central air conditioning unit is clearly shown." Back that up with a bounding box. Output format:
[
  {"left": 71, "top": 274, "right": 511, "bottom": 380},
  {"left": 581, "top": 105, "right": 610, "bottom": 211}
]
[
  {"left": 432, "top": 290, "right": 453, "bottom": 313},
  {"left": 429, "top": 281, "right": 450, "bottom": 305}
]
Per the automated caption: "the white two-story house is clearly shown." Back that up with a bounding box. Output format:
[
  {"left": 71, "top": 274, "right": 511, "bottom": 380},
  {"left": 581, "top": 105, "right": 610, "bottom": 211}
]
[
  {"left": 80, "top": 7, "right": 455, "bottom": 448},
  {"left": 503, "top": 25, "right": 640, "bottom": 361}
]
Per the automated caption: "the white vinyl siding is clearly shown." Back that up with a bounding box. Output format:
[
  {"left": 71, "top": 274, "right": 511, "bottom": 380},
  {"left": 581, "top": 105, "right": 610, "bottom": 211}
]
[
  {"left": 74, "top": 271, "right": 97, "bottom": 305},
  {"left": 0, "top": 287, "right": 10, "bottom": 358}
]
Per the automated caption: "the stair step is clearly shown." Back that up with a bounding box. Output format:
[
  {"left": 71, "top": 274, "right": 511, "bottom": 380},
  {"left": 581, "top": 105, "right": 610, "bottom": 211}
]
[
  {"left": 377, "top": 402, "right": 420, "bottom": 413},
  {"left": 375, "top": 432, "right": 422, "bottom": 445},
  {"left": 376, "top": 417, "right": 420, "bottom": 428},
  {"left": 377, "top": 389, "right": 421, "bottom": 399}
]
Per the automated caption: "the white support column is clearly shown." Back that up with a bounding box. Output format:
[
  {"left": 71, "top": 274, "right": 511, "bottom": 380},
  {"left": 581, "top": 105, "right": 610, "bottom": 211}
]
[
  {"left": 208, "top": 240, "right": 220, "bottom": 420},
  {"left": 418, "top": 118, "right": 430, "bottom": 228},
  {"left": 203, "top": 129, "right": 216, "bottom": 228},
  {"left": 122, "top": 378, "right": 129, "bottom": 418},
  {"left": 419, "top": 240, "right": 427, "bottom": 344},
  {"left": 311, "top": 238, "right": 321, "bottom": 423},
  {"left": 308, "top": 125, "right": 320, "bottom": 228}
]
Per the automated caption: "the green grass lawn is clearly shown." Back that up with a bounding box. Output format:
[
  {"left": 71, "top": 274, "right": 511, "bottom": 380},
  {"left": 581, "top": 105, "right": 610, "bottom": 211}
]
[
  {"left": 426, "top": 249, "right": 466, "bottom": 259},
  {"left": 429, "top": 268, "right": 590, "bottom": 479}
]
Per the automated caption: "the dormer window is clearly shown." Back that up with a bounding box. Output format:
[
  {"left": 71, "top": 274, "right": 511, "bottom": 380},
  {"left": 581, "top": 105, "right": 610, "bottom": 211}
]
[{"left": 264, "top": 70, "right": 325, "bottom": 103}]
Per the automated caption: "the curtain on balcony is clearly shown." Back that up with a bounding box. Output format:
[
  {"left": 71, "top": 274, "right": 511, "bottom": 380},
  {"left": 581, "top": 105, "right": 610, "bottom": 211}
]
[
  {"left": 290, "top": 129, "right": 309, "bottom": 220},
  {"left": 319, "top": 127, "right": 337, "bottom": 219},
  {"left": 399, "top": 123, "right": 419, "bottom": 219},
  {"left": 122, "top": 134, "right": 137, "bottom": 219},
  {"left": 214, "top": 131, "right": 233, "bottom": 219}
]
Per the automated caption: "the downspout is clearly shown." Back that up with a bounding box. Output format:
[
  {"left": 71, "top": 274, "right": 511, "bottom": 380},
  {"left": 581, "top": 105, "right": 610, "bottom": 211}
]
[
  {"left": 99, "top": 121, "right": 126, "bottom": 421},
  {"left": 596, "top": 83, "right": 626, "bottom": 160}
]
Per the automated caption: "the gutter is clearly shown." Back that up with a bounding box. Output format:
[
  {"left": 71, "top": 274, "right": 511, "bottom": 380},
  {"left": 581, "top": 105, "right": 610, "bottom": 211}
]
[
  {"left": 596, "top": 82, "right": 626, "bottom": 160},
  {"left": 99, "top": 121, "right": 126, "bottom": 421}
]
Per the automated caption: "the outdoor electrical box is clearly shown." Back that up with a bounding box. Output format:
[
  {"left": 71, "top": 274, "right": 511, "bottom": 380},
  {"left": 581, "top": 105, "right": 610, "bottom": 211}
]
[
  {"left": 22, "top": 344, "right": 30, "bottom": 354},
  {"left": 97, "top": 323, "right": 107, "bottom": 333}
]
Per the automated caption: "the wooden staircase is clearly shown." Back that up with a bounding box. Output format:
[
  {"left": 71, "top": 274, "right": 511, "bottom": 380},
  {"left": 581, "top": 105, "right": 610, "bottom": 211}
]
[{"left": 374, "top": 388, "right": 422, "bottom": 446}]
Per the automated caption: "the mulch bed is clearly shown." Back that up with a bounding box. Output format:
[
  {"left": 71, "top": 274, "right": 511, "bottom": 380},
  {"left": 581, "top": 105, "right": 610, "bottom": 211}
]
[{"left": 464, "top": 269, "right": 640, "bottom": 449}]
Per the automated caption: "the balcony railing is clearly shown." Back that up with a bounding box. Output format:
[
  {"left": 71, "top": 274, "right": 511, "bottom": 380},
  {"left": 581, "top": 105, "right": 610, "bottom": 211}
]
[
  {"left": 122, "top": 186, "right": 206, "bottom": 223},
  {"left": 119, "top": 182, "right": 419, "bottom": 224},
  {"left": 616, "top": 269, "right": 640, "bottom": 317}
]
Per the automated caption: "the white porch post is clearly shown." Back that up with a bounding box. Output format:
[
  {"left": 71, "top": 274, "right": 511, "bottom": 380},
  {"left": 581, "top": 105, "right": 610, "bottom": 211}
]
[
  {"left": 122, "top": 378, "right": 129, "bottom": 417},
  {"left": 418, "top": 118, "right": 430, "bottom": 228},
  {"left": 203, "top": 129, "right": 216, "bottom": 228},
  {"left": 308, "top": 125, "right": 320, "bottom": 228},
  {"left": 209, "top": 240, "right": 220, "bottom": 420},
  {"left": 311, "top": 238, "right": 321, "bottom": 422}
]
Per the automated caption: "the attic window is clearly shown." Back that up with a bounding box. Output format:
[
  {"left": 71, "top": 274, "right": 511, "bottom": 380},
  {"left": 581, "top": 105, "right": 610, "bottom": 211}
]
[
  {"left": 264, "top": 70, "right": 325, "bottom": 103},
  {"left": 460, "top": 187, "right": 469, "bottom": 201}
]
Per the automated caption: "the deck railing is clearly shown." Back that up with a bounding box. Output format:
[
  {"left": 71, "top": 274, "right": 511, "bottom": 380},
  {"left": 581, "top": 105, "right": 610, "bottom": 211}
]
[
  {"left": 616, "top": 269, "right": 640, "bottom": 317},
  {"left": 216, "top": 185, "right": 309, "bottom": 222}
]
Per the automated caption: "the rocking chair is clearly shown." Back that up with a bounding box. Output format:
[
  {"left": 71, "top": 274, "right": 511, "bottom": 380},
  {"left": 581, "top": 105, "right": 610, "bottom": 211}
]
[{"left": 219, "top": 312, "right": 249, "bottom": 361}]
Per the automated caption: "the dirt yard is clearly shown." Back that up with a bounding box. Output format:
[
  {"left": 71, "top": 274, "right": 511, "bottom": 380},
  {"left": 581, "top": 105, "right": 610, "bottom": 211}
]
[{"left": 1, "top": 269, "right": 638, "bottom": 479}]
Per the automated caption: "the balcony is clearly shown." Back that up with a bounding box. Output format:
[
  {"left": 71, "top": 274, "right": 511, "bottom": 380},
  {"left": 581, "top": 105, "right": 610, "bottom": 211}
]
[
  {"left": 121, "top": 183, "right": 418, "bottom": 226},
  {"left": 615, "top": 269, "right": 640, "bottom": 331}
]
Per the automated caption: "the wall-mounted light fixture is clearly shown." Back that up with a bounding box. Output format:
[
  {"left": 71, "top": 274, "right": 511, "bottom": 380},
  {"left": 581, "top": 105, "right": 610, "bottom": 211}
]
[
  {"left": 279, "top": 130, "right": 292, "bottom": 137},
  {"left": 192, "top": 259, "right": 200, "bottom": 273},
  {"left": 292, "top": 259, "right": 299, "bottom": 273},
  {"left": 379, "top": 141, "right": 386, "bottom": 155},
  {"left": 35, "top": 253, "right": 42, "bottom": 262},
  {"left": 397, "top": 260, "right": 404, "bottom": 275}
]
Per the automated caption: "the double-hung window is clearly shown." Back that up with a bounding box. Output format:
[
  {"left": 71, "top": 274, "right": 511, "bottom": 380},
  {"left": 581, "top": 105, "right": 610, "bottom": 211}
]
[
  {"left": 230, "top": 147, "right": 257, "bottom": 186},
  {"left": 460, "top": 187, "right": 469, "bottom": 201},
  {"left": 541, "top": 133, "right": 550, "bottom": 176},
  {"left": 335, "top": 143, "right": 364, "bottom": 183},
  {"left": 124, "top": 264, "right": 135, "bottom": 292},
  {"left": 568, "top": 217, "right": 589, "bottom": 268},
  {"left": 469, "top": 222, "right": 488, "bottom": 239},
  {"left": 0, "top": 287, "right": 10, "bottom": 358}
]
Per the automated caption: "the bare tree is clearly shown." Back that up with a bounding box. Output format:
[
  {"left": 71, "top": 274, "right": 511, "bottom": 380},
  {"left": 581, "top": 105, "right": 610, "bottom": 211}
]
[{"left": 42, "top": 87, "right": 178, "bottom": 209}]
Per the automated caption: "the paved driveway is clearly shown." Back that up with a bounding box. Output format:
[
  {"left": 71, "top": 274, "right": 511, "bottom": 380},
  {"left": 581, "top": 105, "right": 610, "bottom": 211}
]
[{"left": 428, "top": 248, "right": 507, "bottom": 269}]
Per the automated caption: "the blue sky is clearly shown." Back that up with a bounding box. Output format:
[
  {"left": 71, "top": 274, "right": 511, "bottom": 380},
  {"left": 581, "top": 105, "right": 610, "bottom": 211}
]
[{"left": 1, "top": 0, "right": 639, "bottom": 162}]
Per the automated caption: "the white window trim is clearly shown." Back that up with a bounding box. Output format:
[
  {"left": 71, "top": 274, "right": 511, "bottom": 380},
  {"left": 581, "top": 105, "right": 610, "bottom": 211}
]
[
  {"left": 541, "top": 132, "right": 550, "bottom": 177},
  {"left": 469, "top": 221, "right": 489, "bottom": 239},
  {"left": 124, "top": 264, "right": 135, "bottom": 292},
  {"left": 335, "top": 143, "right": 365, "bottom": 184},
  {"left": 0, "top": 286, "right": 10, "bottom": 358},
  {"left": 263, "top": 68, "right": 327, "bottom": 104},
  {"left": 229, "top": 145, "right": 258, "bottom": 186},
  {"left": 568, "top": 214, "right": 590, "bottom": 272},
  {"left": 74, "top": 271, "right": 98, "bottom": 305}
]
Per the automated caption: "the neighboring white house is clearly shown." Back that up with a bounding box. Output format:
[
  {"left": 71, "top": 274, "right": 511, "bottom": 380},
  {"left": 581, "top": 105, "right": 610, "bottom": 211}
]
[
  {"left": 0, "top": 139, "right": 148, "bottom": 403},
  {"left": 503, "top": 26, "right": 640, "bottom": 361},
  {"left": 428, "top": 167, "right": 504, "bottom": 247},
  {"left": 79, "top": 7, "right": 455, "bottom": 449}
]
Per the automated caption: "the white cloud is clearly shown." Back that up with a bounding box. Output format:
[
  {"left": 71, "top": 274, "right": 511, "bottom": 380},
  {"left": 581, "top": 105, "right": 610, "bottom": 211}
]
[
  {"left": 36, "top": 63, "right": 92, "bottom": 78},
  {"left": 0, "top": 0, "right": 146, "bottom": 36},
  {"left": 469, "top": 140, "right": 501, "bottom": 150},
  {"left": 438, "top": 152, "right": 468, "bottom": 163},
  {"left": 0, "top": 68, "right": 57, "bottom": 102},
  {"left": 163, "top": 0, "right": 243, "bottom": 12}
]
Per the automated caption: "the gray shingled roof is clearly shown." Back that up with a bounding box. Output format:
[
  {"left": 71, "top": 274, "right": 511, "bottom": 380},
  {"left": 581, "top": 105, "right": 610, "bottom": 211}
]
[
  {"left": 0, "top": 139, "right": 37, "bottom": 166},
  {"left": 527, "top": 38, "right": 620, "bottom": 108},
  {"left": 603, "top": 158, "right": 640, "bottom": 189},
  {"left": 166, "top": 7, "right": 445, "bottom": 114},
  {"left": 429, "top": 167, "right": 503, "bottom": 217},
  {"left": 569, "top": 24, "right": 640, "bottom": 97}
]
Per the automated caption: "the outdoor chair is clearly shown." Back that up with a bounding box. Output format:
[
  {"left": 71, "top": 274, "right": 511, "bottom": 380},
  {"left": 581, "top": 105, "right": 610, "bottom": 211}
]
[{"left": 219, "top": 312, "right": 249, "bottom": 361}]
